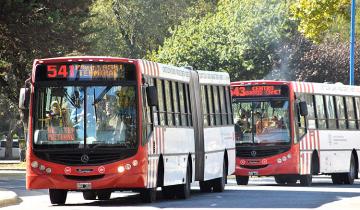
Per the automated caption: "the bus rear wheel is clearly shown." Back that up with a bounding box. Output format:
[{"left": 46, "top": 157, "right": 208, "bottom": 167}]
[
  {"left": 213, "top": 161, "right": 227, "bottom": 192},
  {"left": 49, "top": 189, "right": 67, "bottom": 205},
  {"left": 343, "top": 154, "right": 356, "bottom": 185},
  {"left": 199, "top": 180, "right": 212, "bottom": 192},
  {"left": 176, "top": 163, "right": 191, "bottom": 199},
  {"left": 236, "top": 176, "right": 249, "bottom": 185},
  {"left": 300, "top": 174, "right": 312, "bottom": 186}
]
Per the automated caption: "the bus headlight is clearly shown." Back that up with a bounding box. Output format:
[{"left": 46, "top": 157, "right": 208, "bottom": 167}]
[
  {"left": 287, "top": 154, "right": 292, "bottom": 159},
  {"left": 118, "top": 166, "right": 125, "bottom": 173},
  {"left": 282, "top": 156, "right": 287, "bottom": 162},
  {"left": 45, "top": 168, "right": 52, "bottom": 174},
  {"left": 277, "top": 158, "right": 282, "bottom": 164},
  {"left": 132, "top": 160, "right": 138, "bottom": 167},
  {"left": 39, "top": 165, "right": 46, "bottom": 171},
  {"left": 31, "top": 161, "right": 39, "bottom": 168},
  {"left": 125, "top": 164, "right": 131, "bottom": 170}
]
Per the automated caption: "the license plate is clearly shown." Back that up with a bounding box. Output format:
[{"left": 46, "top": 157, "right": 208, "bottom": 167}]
[
  {"left": 248, "top": 171, "right": 258, "bottom": 176},
  {"left": 77, "top": 183, "right": 92, "bottom": 190}
]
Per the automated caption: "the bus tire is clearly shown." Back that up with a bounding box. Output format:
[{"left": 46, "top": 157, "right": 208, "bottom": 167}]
[
  {"left": 343, "top": 154, "right": 356, "bottom": 185},
  {"left": 83, "top": 191, "right": 97, "bottom": 200},
  {"left": 162, "top": 186, "right": 177, "bottom": 199},
  {"left": 274, "top": 176, "right": 286, "bottom": 185},
  {"left": 176, "top": 163, "right": 191, "bottom": 199},
  {"left": 199, "top": 180, "right": 212, "bottom": 192},
  {"left": 331, "top": 174, "right": 343, "bottom": 184},
  {"left": 300, "top": 174, "right": 312, "bottom": 186},
  {"left": 97, "top": 190, "right": 111, "bottom": 200},
  {"left": 286, "top": 176, "right": 298, "bottom": 184},
  {"left": 140, "top": 188, "right": 157, "bottom": 203},
  {"left": 49, "top": 189, "right": 67, "bottom": 205},
  {"left": 236, "top": 176, "right": 249, "bottom": 185},
  {"left": 213, "top": 161, "right": 226, "bottom": 192}
]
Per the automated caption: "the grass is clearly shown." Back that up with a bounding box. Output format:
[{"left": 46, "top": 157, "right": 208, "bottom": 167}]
[{"left": 0, "top": 162, "right": 26, "bottom": 170}]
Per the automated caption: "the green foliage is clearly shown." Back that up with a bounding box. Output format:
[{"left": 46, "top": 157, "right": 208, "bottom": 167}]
[
  {"left": 152, "top": 0, "right": 294, "bottom": 81},
  {"left": 85, "top": 0, "right": 207, "bottom": 58},
  {"left": 290, "top": 0, "right": 351, "bottom": 43},
  {"left": 0, "top": 0, "right": 91, "bottom": 134}
]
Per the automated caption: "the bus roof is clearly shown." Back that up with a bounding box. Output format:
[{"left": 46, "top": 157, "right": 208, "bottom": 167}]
[{"left": 231, "top": 80, "right": 360, "bottom": 97}]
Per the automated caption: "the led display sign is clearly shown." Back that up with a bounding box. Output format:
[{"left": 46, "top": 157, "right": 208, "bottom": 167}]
[{"left": 231, "top": 85, "right": 285, "bottom": 97}]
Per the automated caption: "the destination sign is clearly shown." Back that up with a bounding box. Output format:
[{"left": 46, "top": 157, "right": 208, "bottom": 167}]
[
  {"left": 231, "top": 85, "right": 284, "bottom": 97},
  {"left": 46, "top": 64, "right": 124, "bottom": 80}
]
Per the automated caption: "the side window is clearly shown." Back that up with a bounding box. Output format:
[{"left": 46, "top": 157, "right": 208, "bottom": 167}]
[
  {"left": 335, "top": 96, "right": 346, "bottom": 129},
  {"left": 185, "top": 84, "right": 192, "bottom": 126},
  {"left": 172, "top": 82, "right": 180, "bottom": 126},
  {"left": 296, "top": 99, "right": 306, "bottom": 138},
  {"left": 157, "top": 79, "right": 166, "bottom": 126},
  {"left": 179, "top": 83, "right": 187, "bottom": 126},
  {"left": 225, "top": 86, "right": 233, "bottom": 124},
  {"left": 345, "top": 97, "right": 356, "bottom": 129},
  {"left": 219, "top": 86, "right": 227, "bottom": 125},
  {"left": 355, "top": 97, "right": 360, "bottom": 128},
  {"left": 201, "top": 85, "right": 209, "bottom": 126},
  {"left": 304, "top": 94, "right": 316, "bottom": 128},
  {"left": 314, "top": 95, "right": 326, "bottom": 129},
  {"left": 207, "top": 85, "right": 215, "bottom": 126},
  {"left": 164, "top": 81, "right": 173, "bottom": 126},
  {"left": 213, "top": 86, "right": 221, "bottom": 125},
  {"left": 325, "top": 95, "right": 336, "bottom": 129}
]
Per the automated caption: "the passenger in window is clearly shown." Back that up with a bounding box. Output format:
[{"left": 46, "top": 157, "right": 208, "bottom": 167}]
[{"left": 48, "top": 101, "right": 67, "bottom": 127}]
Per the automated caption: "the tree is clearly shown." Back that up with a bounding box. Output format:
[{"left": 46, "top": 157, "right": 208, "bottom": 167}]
[
  {"left": 290, "top": 0, "right": 351, "bottom": 43},
  {"left": 151, "top": 0, "right": 295, "bottom": 81},
  {"left": 0, "top": 0, "right": 92, "bottom": 159},
  {"left": 83, "top": 0, "right": 212, "bottom": 58}
]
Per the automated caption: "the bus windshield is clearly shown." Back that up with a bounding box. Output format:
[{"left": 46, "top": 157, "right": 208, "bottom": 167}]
[
  {"left": 33, "top": 85, "right": 137, "bottom": 149},
  {"left": 233, "top": 99, "right": 290, "bottom": 145}
]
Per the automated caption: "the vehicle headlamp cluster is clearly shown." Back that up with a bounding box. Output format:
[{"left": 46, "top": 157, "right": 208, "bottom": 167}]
[
  {"left": 277, "top": 154, "right": 292, "bottom": 164},
  {"left": 31, "top": 161, "right": 52, "bottom": 174},
  {"left": 117, "top": 160, "right": 138, "bottom": 173}
]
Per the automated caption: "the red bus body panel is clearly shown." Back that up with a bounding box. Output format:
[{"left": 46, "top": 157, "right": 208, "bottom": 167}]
[
  {"left": 232, "top": 80, "right": 301, "bottom": 176},
  {"left": 26, "top": 56, "right": 149, "bottom": 190}
]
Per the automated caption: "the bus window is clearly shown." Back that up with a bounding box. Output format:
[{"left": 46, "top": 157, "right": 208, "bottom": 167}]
[
  {"left": 213, "top": 86, "right": 221, "bottom": 125},
  {"left": 165, "top": 81, "right": 174, "bottom": 126},
  {"left": 325, "top": 95, "right": 336, "bottom": 129},
  {"left": 201, "top": 85, "right": 209, "bottom": 126},
  {"left": 314, "top": 95, "right": 326, "bottom": 129},
  {"left": 335, "top": 96, "right": 346, "bottom": 129},
  {"left": 345, "top": 97, "right": 356, "bottom": 129},
  {"left": 355, "top": 97, "right": 360, "bottom": 128},
  {"left": 179, "top": 83, "right": 187, "bottom": 126},
  {"left": 157, "top": 79, "right": 166, "bottom": 126}
]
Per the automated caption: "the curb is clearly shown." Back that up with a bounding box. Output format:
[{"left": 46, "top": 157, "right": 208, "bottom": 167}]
[{"left": 0, "top": 189, "right": 21, "bottom": 208}]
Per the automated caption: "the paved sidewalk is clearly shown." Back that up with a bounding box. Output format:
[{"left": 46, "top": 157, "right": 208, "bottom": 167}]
[{"left": 0, "top": 188, "right": 21, "bottom": 207}]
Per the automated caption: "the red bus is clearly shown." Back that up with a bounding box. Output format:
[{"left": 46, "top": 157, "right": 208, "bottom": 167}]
[
  {"left": 19, "top": 56, "right": 235, "bottom": 204},
  {"left": 231, "top": 80, "right": 359, "bottom": 186}
]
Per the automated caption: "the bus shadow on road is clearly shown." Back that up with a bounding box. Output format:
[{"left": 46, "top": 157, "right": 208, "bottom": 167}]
[{"left": 62, "top": 186, "right": 360, "bottom": 208}]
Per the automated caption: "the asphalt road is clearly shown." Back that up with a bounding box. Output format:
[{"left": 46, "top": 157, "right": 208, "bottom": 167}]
[{"left": 1, "top": 172, "right": 360, "bottom": 209}]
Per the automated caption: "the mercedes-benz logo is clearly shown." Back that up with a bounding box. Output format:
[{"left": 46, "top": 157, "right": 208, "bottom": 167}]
[
  {"left": 250, "top": 150, "right": 257, "bottom": 157},
  {"left": 81, "top": 154, "right": 89, "bottom": 163}
]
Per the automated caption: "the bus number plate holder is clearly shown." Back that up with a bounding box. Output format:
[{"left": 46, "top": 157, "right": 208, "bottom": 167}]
[
  {"left": 77, "top": 183, "right": 92, "bottom": 190},
  {"left": 248, "top": 171, "right": 258, "bottom": 176}
]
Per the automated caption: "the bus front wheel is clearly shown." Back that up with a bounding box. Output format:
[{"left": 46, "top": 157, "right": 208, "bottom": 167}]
[
  {"left": 300, "top": 174, "right": 312, "bottom": 186},
  {"left": 83, "top": 191, "right": 96, "bottom": 200},
  {"left": 140, "top": 188, "right": 156, "bottom": 203},
  {"left": 49, "top": 189, "right": 67, "bottom": 205},
  {"left": 236, "top": 176, "right": 249, "bottom": 185}
]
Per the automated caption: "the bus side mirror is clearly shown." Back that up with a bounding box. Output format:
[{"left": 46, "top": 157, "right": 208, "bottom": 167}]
[
  {"left": 146, "top": 86, "right": 158, "bottom": 107},
  {"left": 19, "top": 88, "right": 30, "bottom": 110},
  {"left": 299, "top": 101, "right": 308, "bottom": 116}
]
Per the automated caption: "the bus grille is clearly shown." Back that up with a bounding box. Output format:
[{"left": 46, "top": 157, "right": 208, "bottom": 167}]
[
  {"left": 236, "top": 147, "right": 290, "bottom": 158},
  {"left": 34, "top": 150, "right": 136, "bottom": 166}
]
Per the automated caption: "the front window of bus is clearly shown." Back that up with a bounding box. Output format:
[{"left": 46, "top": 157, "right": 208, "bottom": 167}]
[
  {"left": 233, "top": 99, "right": 290, "bottom": 145},
  {"left": 34, "top": 86, "right": 136, "bottom": 149}
]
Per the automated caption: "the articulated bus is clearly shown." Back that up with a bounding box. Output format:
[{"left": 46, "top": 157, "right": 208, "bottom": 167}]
[
  {"left": 231, "top": 80, "right": 359, "bottom": 186},
  {"left": 18, "top": 56, "right": 235, "bottom": 204}
]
